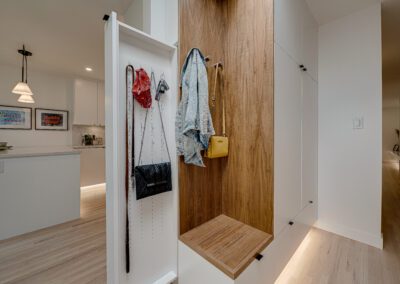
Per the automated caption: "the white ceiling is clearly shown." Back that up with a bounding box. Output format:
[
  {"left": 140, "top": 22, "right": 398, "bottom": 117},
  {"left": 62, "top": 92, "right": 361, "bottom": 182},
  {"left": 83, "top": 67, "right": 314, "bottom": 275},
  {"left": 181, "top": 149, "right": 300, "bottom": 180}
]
[
  {"left": 0, "top": 0, "right": 133, "bottom": 80},
  {"left": 306, "top": 0, "right": 380, "bottom": 25}
]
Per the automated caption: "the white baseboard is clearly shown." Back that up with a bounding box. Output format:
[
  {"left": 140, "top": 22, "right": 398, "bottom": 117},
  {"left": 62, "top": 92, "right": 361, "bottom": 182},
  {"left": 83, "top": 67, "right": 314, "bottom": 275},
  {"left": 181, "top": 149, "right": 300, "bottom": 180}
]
[{"left": 314, "top": 220, "right": 383, "bottom": 249}]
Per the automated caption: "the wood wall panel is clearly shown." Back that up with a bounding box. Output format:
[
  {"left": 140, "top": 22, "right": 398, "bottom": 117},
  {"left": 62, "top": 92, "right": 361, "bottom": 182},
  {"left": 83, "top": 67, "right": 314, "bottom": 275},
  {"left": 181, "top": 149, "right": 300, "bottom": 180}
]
[
  {"left": 178, "top": 0, "right": 226, "bottom": 234},
  {"left": 222, "top": 0, "right": 274, "bottom": 234},
  {"left": 179, "top": 0, "right": 274, "bottom": 235}
]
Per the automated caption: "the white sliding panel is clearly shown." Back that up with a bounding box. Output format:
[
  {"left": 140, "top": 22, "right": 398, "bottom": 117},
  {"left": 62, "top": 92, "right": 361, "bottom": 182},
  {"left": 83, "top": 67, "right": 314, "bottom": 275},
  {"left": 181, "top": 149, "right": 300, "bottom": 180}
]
[
  {"left": 274, "top": 43, "right": 303, "bottom": 236},
  {"left": 301, "top": 74, "right": 318, "bottom": 209},
  {"left": 105, "top": 12, "right": 178, "bottom": 284}
]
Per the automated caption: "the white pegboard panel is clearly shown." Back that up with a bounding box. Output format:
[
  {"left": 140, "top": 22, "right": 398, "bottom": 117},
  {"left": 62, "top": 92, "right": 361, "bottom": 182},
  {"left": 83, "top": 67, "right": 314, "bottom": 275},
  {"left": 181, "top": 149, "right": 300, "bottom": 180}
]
[{"left": 119, "top": 32, "right": 178, "bottom": 284}]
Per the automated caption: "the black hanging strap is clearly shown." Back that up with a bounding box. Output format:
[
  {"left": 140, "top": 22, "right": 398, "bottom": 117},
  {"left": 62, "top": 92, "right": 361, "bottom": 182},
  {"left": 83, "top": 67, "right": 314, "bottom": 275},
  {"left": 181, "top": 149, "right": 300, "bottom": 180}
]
[{"left": 125, "top": 64, "right": 135, "bottom": 273}]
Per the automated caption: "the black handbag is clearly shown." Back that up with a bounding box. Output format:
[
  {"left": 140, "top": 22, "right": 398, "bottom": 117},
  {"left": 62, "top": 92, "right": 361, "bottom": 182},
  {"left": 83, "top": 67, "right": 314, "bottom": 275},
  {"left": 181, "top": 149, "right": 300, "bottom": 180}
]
[{"left": 134, "top": 72, "right": 172, "bottom": 200}]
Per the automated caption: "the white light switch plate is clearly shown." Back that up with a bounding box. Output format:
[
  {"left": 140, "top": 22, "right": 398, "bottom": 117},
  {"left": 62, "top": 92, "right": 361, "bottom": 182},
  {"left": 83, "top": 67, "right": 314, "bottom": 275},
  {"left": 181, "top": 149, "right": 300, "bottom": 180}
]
[
  {"left": 0, "top": 161, "right": 4, "bottom": 174},
  {"left": 353, "top": 117, "right": 364, "bottom": 129}
]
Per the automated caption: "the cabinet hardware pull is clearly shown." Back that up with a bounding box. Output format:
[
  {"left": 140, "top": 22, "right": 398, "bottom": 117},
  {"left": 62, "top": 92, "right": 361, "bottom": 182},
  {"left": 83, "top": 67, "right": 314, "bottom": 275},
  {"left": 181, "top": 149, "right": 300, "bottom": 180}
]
[
  {"left": 255, "top": 253, "right": 264, "bottom": 261},
  {"left": 303, "top": 68, "right": 307, "bottom": 72},
  {"left": 309, "top": 200, "right": 313, "bottom": 204},
  {"left": 299, "top": 64, "right": 304, "bottom": 69},
  {"left": 289, "top": 221, "right": 294, "bottom": 226}
]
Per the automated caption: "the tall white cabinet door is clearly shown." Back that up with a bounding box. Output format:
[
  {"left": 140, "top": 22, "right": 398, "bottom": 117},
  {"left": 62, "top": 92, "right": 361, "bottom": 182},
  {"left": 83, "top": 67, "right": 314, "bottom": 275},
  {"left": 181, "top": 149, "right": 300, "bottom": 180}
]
[
  {"left": 275, "top": 0, "right": 303, "bottom": 63},
  {"left": 302, "top": 6, "right": 318, "bottom": 81},
  {"left": 97, "top": 81, "right": 105, "bottom": 126},
  {"left": 73, "top": 79, "right": 98, "bottom": 125},
  {"left": 301, "top": 74, "right": 318, "bottom": 208},
  {"left": 274, "top": 44, "right": 303, "bottom": 236}
]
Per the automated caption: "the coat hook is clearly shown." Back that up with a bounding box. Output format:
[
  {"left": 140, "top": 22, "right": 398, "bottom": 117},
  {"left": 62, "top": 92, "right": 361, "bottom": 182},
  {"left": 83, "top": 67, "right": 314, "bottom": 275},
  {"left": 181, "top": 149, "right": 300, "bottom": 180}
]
[{"left": 213, "top": 62, "right": 223, "bottom": 69}]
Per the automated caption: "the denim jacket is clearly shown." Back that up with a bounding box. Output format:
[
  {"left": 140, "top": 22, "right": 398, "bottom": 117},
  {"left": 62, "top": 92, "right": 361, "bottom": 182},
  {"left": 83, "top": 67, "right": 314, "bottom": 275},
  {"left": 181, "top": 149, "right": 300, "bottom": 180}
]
[{"left": 176, "top": 48, "right": 215, "bottom": 167}]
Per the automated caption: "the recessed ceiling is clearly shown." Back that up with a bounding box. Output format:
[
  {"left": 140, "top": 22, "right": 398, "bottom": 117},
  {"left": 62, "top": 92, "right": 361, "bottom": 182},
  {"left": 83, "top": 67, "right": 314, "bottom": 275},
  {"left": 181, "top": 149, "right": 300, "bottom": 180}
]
[
  {"left": 0, "top": 0, "right": 133, "bottom": 80},
  {"left": 306, "top": 0, "right": 380, "bottom": 25}
]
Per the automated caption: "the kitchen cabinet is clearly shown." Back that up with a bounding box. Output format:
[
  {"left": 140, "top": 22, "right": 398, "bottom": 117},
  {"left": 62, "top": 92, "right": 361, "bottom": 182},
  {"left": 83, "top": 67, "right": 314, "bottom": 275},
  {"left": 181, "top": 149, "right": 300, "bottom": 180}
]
[
  {"left": 73, "top": 79, "right": 105, "bottom": 126},
  {"left": 97, "top": 82, "right": 105, "bottom": 126},
  {"left": 78, "top": 147, "right": 105, "bottom": 187}
]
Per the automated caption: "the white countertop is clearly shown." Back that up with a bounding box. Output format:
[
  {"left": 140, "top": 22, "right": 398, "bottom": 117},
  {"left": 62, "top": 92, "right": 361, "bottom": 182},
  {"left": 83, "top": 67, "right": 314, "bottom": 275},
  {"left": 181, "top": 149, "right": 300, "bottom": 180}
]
[
  {"left": 73, "top": 145, "right": 105, "bottom": 149},
  {"left": 0, "top": 146, "right": 80, "bottom": 159}
]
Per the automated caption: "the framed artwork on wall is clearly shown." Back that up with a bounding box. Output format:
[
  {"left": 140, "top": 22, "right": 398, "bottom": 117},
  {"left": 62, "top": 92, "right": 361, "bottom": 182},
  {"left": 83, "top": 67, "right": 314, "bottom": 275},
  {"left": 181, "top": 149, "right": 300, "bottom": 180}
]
[
  {"left": 35, "top": 108, "right": 69, "bottom": 131},
  {"left": 0, "top": 105, "right": 32, "bottom": 130}
]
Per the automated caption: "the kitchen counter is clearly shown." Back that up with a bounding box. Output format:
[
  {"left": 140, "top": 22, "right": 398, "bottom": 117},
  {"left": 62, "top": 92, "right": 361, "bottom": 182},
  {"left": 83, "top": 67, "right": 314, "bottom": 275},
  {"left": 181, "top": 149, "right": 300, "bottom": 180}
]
[
  {"left": 0, "top": 146, "right": 81, "bottom": 240},
  {"left": 73, "top": 145, "right": 105, "bottom": 149},
  {"left": 0, "top": 146, "right": 79, "bottom": 159}
]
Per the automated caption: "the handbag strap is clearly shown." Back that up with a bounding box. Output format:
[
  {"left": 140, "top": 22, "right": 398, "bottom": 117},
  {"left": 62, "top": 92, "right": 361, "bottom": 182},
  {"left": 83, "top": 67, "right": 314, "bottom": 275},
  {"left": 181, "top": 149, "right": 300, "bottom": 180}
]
[
  {"left": 137, "top": 71, "right": 171, "bottom": 165},
  {"left": 212, "top": 64, "right": 226, "bottom": 136},
  {"left": 125, "top": 64, "right": 135, "bottom": 273}
]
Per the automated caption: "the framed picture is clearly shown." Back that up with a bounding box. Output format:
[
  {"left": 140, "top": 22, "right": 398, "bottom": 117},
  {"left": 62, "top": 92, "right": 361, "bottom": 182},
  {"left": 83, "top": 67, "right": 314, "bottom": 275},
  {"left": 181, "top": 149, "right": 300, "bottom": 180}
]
[
  {"left": 0, "top": 105, "right": 32, "bottom": 130},
  {"left": 35, "top": 108, "right": 69, "bottom": 131}
]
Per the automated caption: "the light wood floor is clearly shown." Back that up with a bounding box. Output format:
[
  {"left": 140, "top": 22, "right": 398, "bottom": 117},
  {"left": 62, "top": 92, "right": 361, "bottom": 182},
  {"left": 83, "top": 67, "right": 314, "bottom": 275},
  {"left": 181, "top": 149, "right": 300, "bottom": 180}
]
[
  {"left": 276, "top": 162, "right": 400, "bottom": 284},
  {"left": 0, "top": 186, "right": 106, "bottom": 284}
]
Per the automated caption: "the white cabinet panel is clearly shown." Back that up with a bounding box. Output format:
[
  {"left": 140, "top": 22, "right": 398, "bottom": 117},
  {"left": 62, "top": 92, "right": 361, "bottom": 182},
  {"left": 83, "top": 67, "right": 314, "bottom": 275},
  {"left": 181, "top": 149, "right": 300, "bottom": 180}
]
[
  {"left": 275, "top": 0, "right": 318, "bottom": 82},
  {"left": 73, "top": 79, "right": 98, "bottom": 125},
  {"left": 275, "top": 0, "right": 303, "bottom": 63},
  {"left": 302, "top": 7, "right": 319, "bottom": 81},
  {"left": 302, "top": 74, "right": 318, "bottom": 209},
  {"left": 80, "top": 148, "right": 105, "bottom": 187},
  {"left": 274, "top": 44, "right": 303, "bottom": 235},
  {"left": 97, "top": 82, "right": 105, "bottom": 126}
]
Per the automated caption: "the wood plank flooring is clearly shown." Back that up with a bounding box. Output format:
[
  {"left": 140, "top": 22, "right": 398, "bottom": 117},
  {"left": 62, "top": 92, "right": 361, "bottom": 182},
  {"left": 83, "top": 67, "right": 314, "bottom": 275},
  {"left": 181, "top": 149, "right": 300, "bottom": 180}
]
[
  {"left": 0, "top": 186, "right": 106, "bottom": 284},
  {"left": 276, "top": 162, "right": 400, "bottom": 284}
]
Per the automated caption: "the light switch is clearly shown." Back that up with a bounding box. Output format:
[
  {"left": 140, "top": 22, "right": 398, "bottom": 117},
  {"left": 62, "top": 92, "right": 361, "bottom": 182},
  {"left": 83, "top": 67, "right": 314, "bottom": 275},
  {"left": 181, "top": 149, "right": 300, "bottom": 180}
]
[
  {"left": 353, "top": 117, "right": 364, "bottom": 129},
  {"left": 0, "top": 161, "right": 4, "bottom": 174}
]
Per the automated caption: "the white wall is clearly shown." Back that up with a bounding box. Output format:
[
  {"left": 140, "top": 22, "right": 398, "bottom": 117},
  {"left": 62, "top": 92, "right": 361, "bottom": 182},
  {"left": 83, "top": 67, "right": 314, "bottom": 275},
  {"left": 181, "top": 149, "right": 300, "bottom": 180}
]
[
  {"left": 317, "top": 3, "right": 383, "bottom": 248},
  {"left": 0, "top": 64, "right": 73, "bottom": 147}
]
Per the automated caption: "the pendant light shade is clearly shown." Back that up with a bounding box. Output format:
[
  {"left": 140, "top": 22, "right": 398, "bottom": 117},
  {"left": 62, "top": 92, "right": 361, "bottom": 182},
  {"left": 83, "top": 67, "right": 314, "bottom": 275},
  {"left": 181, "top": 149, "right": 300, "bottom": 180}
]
[
  {"left": 12, "top": 82, "right": 33, "bottom": 96},
  {"left": 13, "top": 45, "right": 34, "bottom": 103},
  {"left": 17, "top": 94, "right": 35, "bottom": 104}
]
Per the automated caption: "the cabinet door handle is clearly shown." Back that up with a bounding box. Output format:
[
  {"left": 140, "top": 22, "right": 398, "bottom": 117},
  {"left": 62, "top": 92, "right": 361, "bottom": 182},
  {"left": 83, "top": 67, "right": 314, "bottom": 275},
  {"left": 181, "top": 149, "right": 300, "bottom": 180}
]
[
  {"left": 289, "top": 221, "right": 294, "bottom": 226},
  {"left": 299, "top": 64, "right": 304, "bottom": 69},
  {"left": 309, "top": 200, "right": 314, "bottom": 204},
  {"left": 255, "top": 253, "right": 264, "bottom": 261},
  {"left": 303, "top": 67, "right": 307, "bottom": 72}
]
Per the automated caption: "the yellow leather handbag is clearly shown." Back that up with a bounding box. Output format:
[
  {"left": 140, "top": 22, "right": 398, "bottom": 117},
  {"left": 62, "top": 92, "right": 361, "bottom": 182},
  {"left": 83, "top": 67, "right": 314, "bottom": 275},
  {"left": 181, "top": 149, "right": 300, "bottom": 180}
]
[{"left": 206, "top": 63, "right": 228, "bottom": 159}]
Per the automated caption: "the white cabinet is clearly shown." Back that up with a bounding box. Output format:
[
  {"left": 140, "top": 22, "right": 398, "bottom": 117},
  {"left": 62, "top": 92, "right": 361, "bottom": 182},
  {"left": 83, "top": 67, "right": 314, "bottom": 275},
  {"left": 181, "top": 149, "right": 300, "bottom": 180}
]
[
  {"left": 302, "top": 6, "right": 319, "bottom": 81},
  {"left": 79, "top": 147, "right": 105, "bottom": 187},
  {"left": 274, "top": 43, "right": 303, "bottom": 235},
  {"left": 73, "top": 79, "right": 105, "bottom": 126},
  {"left": 301, "top": 74, "right": 318, "bottom": 209},
  {"left": 275, "top": 0, "right": 303, "bottom": 63},
  {"left": 275, "top": 0, "right": 318, "bottom": 81},
  {"left": 97, "top": 82, "right": 105, "bottom": 126}
]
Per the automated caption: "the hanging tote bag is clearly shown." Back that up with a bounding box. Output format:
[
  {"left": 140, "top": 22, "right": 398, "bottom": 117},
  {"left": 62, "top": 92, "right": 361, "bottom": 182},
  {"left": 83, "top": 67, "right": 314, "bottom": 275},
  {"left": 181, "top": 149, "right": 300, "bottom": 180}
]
[
  {"left": 133, "top": 68, "right": 152, "bottom": 108},
  {"left": 206, "top": 63, "right": 229, "bottom": 158},
  {"left": 134, "top": 72, "right": 172, "bottom": 200}
]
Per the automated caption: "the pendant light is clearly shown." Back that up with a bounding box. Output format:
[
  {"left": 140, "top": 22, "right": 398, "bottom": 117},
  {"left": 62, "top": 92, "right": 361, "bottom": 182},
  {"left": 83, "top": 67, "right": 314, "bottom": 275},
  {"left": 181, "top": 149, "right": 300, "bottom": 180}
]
[{"left": 12, "top": 45, "right": 35, "bottom": 103}]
